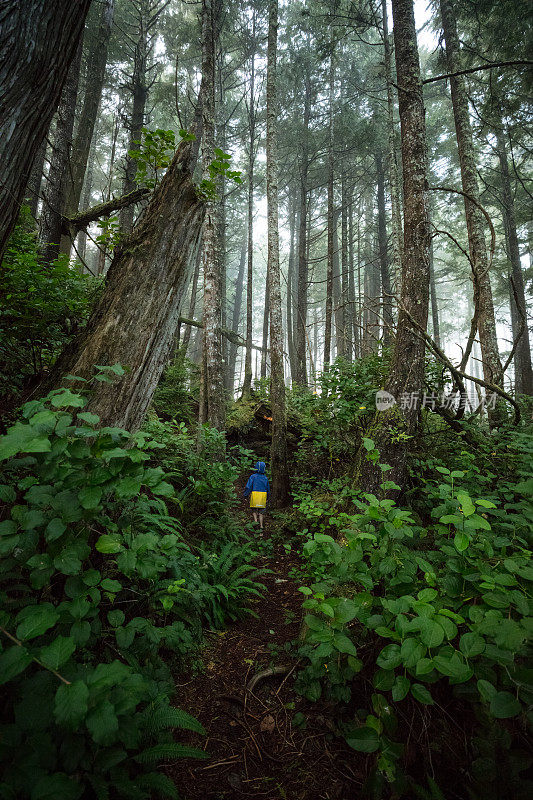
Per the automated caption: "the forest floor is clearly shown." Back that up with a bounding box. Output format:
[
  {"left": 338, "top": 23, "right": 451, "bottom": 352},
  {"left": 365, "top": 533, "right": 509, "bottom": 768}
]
[{"left": 167, "top": 476, "right": 364, "bottom": 800}]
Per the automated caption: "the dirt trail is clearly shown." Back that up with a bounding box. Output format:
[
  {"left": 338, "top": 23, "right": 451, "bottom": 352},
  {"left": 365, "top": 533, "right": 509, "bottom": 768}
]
[{"left": 167, "top": 478, "right": 363, "bottom": 800}]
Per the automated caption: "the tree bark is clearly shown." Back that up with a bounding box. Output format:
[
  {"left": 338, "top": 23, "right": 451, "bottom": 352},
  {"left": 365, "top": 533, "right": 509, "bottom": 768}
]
[
  {"left": 440, "top": 0, "right": 502, "bottom": 394},
  {"left": 49, "top": 137, "right": 205, "bottom": 430},
  {"left": 260, "top": 275, "right": 270, "bottom": 379},
  {"left": 376, "top": 149, "right": 393, "bottom": 345},
  {"left": 324, "top": 48, "right": 335, "bottom": 369},
  {"left": 226, "top": 239, "right": 247, "bottom": 392},
  {"left": 382, "top": 0, "right": 403, "bottom": 289},
  {"left": 429, "top": 234, "right": 441, "bottom": 349},
  {"left": 496, "top": 127, "right": 532, "bottom": 395},
  {"left": 242, "top": 20, "right": 257, "bottom": 398},
  {"left": 201, "top": 0, "right": 225, "bottom": 432},
  {"left": 0, "top": 0, "right": 91, "bottom": 260},
  {"left": 286, "top": 196, "right": 297, "bottom": 381},
  {"left": 363, "top": 0, "right": 431, "bottom": 491},
  {"left": 64, "top": 0, "right": 115, "bottom": 219},
  {"left": 341, "top": 171, "right": 351, "bottom": 360},
  {"left": 39, "top": 40, "right": 83, "bottom": 262},
  {"left": 266, "top": 0, "right": 290, "bottom": 506},
  {"left": 294, "top": 67, "right": 311, "bottom": 386},
  {"left": 24, "top": 139, "right": 47, "bottom": 220},
  {"left": 180, "top": 245, "right": 202, "bottom": 359}
]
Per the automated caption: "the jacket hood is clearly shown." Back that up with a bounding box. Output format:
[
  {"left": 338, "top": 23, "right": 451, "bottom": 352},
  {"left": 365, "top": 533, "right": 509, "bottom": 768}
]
[{"left": 256, "top": 461, "right": 266, "bottom": 474}]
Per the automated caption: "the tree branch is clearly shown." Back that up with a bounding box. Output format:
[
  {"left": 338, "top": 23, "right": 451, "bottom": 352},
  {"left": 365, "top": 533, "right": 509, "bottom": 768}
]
[
  {"left": 177, "top": 317, "right": 268, "bottom": 353},
  {"left": 61, "top": 187, "right": 151, "bottom": 234},
  {"left": 423, "top": 60, "right": 533, "bottom": 85}
]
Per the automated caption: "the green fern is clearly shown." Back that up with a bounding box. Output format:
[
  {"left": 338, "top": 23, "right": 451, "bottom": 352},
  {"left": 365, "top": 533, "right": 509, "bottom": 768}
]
[
  {"left": 135, "top": 743, "right": 208, "bottom": 765},
  {"left": 136, "top": 772, "right": 181, "bottom": 800},
  {"left": 144, "top": 704, "right": 205, "bottom": 736}
]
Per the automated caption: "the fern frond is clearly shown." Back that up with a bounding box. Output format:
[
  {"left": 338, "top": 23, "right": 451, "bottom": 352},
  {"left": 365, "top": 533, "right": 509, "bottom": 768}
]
[
  {"left": 146, "top": 706, "right": 205, "bottom": 736},
  {"left": 136, "top": 743, "right": 209, "bottom": 765},
  {"left": 137, "top": 772, "right": 180, "bottom": 799}
]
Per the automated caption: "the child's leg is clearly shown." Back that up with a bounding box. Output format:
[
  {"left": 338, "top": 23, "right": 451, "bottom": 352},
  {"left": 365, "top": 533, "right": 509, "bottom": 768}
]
[
  {"left": 258, "top": 512, "right": 264, "bottom": 529},
  {"left": 253, "top": 511, "right": 258, "bottom": 524}
]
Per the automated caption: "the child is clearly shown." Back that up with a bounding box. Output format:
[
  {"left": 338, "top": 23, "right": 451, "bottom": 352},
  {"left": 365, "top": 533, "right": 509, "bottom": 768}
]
[{"left": 243, "top": 461, "right": 270, "bottom": 529}]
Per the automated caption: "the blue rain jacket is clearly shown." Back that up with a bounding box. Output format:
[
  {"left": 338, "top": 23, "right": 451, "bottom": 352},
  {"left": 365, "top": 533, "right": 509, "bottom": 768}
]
[{"left": 243, "top": 462, "right": 271, "bottom": 506}]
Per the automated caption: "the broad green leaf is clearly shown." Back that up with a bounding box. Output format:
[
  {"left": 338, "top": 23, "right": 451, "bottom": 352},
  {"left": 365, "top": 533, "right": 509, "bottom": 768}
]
[
  {"left": 95, "top": 534, "right": 123, "bottom": 554},
  {"left": 0, "top": 484, "right": 16, "bottom": 502},
  {"left": 334, "top": 598, "right": 358, "bottom": 623},
  {"left": 373, "top": 669, "right": 396, "bottom": 691},
  {"left": 0, "top": 645, "right": 32, "bottom": 684},
  {"left": 400, "top": 638, "right": 426, "bottom": 667},
  {"left": 49, "top": 389, "right": 86, "bottom": 408},
  {"left": 16, "top": 603, "right": 59, "bottom": 641},
  {"left": 86, "top": 699, "right": 119, "bottom": 745},
  {"left": 345, "top": 725, "right": 380, "bottom": 752},
  {"left": 115, "top": 476, "right": 142, "bottom": 499},
  {"left": 376, "top": 644, "right": 402, "bottom": 670},
  {"left": 78, "top": 486, "right": 102, "bottom": 510},
  {"left": 39, "top": 636, "right": 76, "bottom": 670},
  {"left": 45, "top": 518, "right": 66, "bottom": 542},
  {"left": 418, "top": 618, "right": 444, "bottom": 648},
  {"left": 108, "top": 610, "right": 125, "bottom": 627},
  {"left": 0, "top": 421, "right": 51, "bottom": 461},
  {"left": 333, "top": 633, "right": 357, "bottom": 656},
  {"left": 459, "top": 632, "right": 485, "bottom": 657},
  {"left": 457, "top": 492, "right": 475, "bottom": 518},
  {"left": 392, "top": 675, "right": 410, "bottom": 701},
  {"left": 76, "top": 412, "right": 100, "bottom": 426},
  {"left": 454, "top": 532, "right": 469, "bottom": 552},
  {"left": 101, "top": 578, "right": 122, "bottom": 593},
  {"left": 151, "top": 481, "right": 174, "bottom": 497},
  {"left": 54, "top": 680, "right": 89, "bottom": 727},
  {"left": 489, "top": 691, "right": 521, "bottom": 719},
  {"left": 477, "top": 679, "right": 497, "bottom": 703},
  {"left": 411, "top": 684, "right": 434, "bottom": 705}
]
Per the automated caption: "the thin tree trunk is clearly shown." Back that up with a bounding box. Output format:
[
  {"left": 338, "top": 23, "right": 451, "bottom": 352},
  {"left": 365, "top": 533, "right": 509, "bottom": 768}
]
[
  {"left": 266, "top": 0, "right": 290, "bottom": 506},
  {"left": 201, "top": 0, "right": 225, "bottom": 432},
  {"left": 260, "top": 275, "right": 270, "bottom": 379},
  {"left": 39, "top": 41, "right": 83, "bottom": 262},
  {"left": 64, "top": 0, "right": 115, "bottom": 219},
  {"left": 25, "top": 139, "right": 47, "bottom": 220},
  {"left": 119, "top": 4, "right": 151, "bottom": 235},
  {"left": 227, "top": 239, "right": 247, "bottom": 392},
  {"left": 242, "top": 23, "right": 257, "bottom": 398},
  {"left": 341, "top": 171, "right": 351, "bottom": 361},
  {"left": 286, "top": 195, "right": 297, "bottom": 381},
  {"left": 0, "top": 0, "right": 91, "bottom": 259},
  {"left": 48, "top": 137, "right": 205, "bottom": 430},
  {"left": 295, "top": 67, "right": 311, "bottom": 386},
  {"left": 75, "top": 129, "right": 97, "bottom": 265},
  {"left": 496, "top": 127, "right": 533, "bottom": 395},
  {"left": 376, "top": 149, "right": 393, "bottom": 345},
  {"left": 324, "top": 47, "right": 335, "bottom": 369},
  {"left": 382, "top": 0, "right": 403, "bottom": 289},
  {"left": 332, "top": 210, "right": 344, "bottom": 358},
  {"left": 348, "top": 195, "right": 356, "bottom": 360},
  {"left": 440, "top": 0, "right": 503, "bottom": 395},
  {"left": 429, "top": 234, "right": 441, "bottom": 349},
  {"left": 97, "top": 112, "right": 120, "bottom": 276},
  {"left": 180, "top": 245, "right": 202, "bottom": 358}
]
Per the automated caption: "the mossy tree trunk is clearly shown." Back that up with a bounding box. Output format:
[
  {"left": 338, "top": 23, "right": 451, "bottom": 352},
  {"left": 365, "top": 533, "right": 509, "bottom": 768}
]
[{"left": 51, "top": 138, "right": 205, "bottom": 431}]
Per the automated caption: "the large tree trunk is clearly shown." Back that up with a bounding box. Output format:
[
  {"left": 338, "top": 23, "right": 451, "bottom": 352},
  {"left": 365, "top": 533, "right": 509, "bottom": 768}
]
[
  {"left": 51, "top": 137, "right": 204, "bottom": 430},
  {"left": 39, "top": 41, "right": 83, "bottom": 262},
  {"left": 201, "top": 0, "right": 225, "bottom": 432},
  {"left": 364, "top": 0, "right": 431, "bottom": 490},
  {"left": 332, "top": 210, "right": 344, "bottom": 358},
  {"left": 64, "top": 0, "right": 115, "bottom": 220},
  {"left": 266, "top": 0, "right": 290, "bottom": 507},
  {"left": 361, "top": 191, "right": 380, "bottom": 356},
  {"left": 0, "top": 0, "right": 92, "bottom": 260},
  {"left": 496, "top": 127, "right": 533, "bottom": 395},
  {"left": 439, "top": 0, "right": 502, "bottom": 394},
  {"left": 429, "top": 234, "right": 441, "bottom": 349}
]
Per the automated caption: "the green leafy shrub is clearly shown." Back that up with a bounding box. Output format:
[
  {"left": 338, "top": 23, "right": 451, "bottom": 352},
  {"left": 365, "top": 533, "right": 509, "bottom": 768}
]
[
  {"left": 0, "top": 207, "right": 97, "bottom": 403},
  {"left": 0, "top": 383, "right": 258, "bottom": 798},
  {"left": 293, "top": 436, "right": 533, "bottom": 791}
]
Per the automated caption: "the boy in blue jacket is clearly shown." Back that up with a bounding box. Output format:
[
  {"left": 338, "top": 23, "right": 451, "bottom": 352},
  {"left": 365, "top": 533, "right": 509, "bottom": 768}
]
[{"left": 243, "top": 461, "right": 270, "bottom": 529}]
